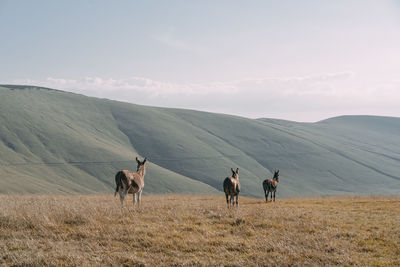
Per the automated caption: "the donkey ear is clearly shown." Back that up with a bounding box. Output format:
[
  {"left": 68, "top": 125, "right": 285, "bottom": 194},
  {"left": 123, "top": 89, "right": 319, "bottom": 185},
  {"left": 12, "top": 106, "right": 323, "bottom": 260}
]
[
  {"left": 236, "top": 168, "right": 239, "bottom": 174},
  {"left": 231, "top": 168, "right": 234, "bottom": 172},
  {"left": 136, "top": 157, "right": 140, "bottom": 163},
  {"left": 143, "top": 157, "right": 147, "bottom": 164}
]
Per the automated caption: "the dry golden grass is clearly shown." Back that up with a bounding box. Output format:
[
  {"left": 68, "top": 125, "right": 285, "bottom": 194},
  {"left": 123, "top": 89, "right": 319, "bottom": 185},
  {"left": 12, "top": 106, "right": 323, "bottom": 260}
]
[{"left": 0, "top": 194, "right": 399, "bottom": 266}]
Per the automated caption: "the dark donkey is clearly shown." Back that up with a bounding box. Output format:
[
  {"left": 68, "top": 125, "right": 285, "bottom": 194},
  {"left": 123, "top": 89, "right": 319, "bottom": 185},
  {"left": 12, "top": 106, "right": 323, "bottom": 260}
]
[
  {"left": 115, "top": 157, "right": 147, "bottom": 207},
  {"left": 263, "top": 169, "right": 280, "bottom": 202},
  {"left": 223, "top": 168, "right": 240, "bottom": 207}
]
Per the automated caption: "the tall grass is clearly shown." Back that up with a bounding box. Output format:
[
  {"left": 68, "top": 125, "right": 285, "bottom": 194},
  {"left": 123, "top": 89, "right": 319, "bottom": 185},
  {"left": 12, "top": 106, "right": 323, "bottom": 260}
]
[{"left": 1, "top": 195, "right": 399, "bottom": 266}]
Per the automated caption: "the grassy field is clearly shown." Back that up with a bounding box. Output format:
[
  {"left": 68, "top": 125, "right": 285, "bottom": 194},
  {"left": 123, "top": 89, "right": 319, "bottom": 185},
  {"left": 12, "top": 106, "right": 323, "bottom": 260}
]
[{"left": 0, "top": 195, "right": 399, "bottom": 266}]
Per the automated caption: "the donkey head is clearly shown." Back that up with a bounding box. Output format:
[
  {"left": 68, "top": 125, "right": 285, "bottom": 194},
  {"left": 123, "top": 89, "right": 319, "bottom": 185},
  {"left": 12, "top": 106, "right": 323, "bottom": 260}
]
[
  {"left": 231, "top": 168, "right": 239, "bottom": 179},
  {"left": 273, "top": 169, "right": 280, "bottom": 182},
  {"left": 136, "top": 157, "right": 148, "bottom": 171}
]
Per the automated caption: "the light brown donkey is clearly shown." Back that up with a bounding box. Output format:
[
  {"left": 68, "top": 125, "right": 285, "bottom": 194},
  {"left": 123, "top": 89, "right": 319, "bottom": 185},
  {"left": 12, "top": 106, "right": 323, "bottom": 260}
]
[
  {"left": 223, "top": 168, "right": 240, "bottom": 207},
  {"left": 114, "top": 157, "right": 147, "bottom": 207}
]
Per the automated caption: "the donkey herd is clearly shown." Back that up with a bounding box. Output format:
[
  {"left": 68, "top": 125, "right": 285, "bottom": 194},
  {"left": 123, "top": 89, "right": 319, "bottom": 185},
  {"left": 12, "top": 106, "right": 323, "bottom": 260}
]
[{"left": 115, "top": 157, "right": 280, "bottom": 207}]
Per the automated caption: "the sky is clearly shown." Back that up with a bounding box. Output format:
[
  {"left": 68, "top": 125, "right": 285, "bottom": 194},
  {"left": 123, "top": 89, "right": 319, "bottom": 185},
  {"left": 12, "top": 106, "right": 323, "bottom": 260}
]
[{"left": 1, "top": 0, "right": 400, "bottom": 122}]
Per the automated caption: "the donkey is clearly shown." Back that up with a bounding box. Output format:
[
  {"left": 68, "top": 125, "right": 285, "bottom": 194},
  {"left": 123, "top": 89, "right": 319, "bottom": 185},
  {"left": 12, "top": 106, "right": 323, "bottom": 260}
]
[
  {"left": 114, "top": 157, "right": 147, "bottom": 207},
  {"left": 223, "top": 168, "right": 240, "bottom": 207},
  {"left": 263, "top": 169, "right": 280, "bottom": 202}
]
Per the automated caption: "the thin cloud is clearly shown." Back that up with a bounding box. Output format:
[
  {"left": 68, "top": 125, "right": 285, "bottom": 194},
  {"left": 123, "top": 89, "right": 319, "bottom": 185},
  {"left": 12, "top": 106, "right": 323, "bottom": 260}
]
[
  {"left": 8, "top": 72, "right": 400, "bottom": 121},
  {"left": 6, "top": 72, "right": 375, "bottom": 100}
]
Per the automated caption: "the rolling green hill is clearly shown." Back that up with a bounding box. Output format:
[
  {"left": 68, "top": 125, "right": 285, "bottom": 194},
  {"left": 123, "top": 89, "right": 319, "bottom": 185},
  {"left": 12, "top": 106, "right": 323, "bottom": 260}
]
[{"left": 1, "top": 84, "right": 399, "bottom": 197}]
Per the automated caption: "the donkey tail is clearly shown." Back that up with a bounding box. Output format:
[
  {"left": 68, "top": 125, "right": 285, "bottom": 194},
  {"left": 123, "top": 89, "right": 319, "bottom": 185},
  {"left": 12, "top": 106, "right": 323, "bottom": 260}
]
[
  {"left": 236, "top": 184, "right": 240, "bottom": 193},
  {"left": 114, "top": 171, "right": 122, "bottom": 197},
  {"left": 114, "top": 185, "right": 119, "bottom": 197}
]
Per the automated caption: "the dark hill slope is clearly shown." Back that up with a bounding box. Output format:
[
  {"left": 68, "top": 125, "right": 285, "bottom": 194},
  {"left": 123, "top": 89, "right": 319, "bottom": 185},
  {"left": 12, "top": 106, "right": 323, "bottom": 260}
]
[{"left": 1, "top": 85, "right": 399, "bottom": 196}]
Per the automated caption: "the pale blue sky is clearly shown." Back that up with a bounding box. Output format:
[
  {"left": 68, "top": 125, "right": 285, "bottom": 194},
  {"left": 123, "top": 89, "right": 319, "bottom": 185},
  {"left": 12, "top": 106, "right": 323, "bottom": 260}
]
[{"left": 1, "top": 0, "right": 400, "bottom": 121}]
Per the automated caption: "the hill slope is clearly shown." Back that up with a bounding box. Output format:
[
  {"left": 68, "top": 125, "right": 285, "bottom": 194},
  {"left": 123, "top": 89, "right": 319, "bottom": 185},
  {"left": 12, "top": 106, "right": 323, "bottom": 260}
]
[{"left": 0, "top": 85, "right": 399, "bottom": 196}]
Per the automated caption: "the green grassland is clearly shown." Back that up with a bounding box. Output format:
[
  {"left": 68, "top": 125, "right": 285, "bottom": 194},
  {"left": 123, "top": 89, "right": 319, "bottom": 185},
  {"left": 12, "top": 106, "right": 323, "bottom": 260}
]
[{"left": 1, "top": 85, "right": 400, "bottom": 196}]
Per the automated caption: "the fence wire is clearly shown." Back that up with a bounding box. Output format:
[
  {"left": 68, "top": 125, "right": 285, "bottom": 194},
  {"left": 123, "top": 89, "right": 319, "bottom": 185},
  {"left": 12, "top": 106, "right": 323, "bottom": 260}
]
[{"left": 0, "top": 155, "right": 244, "bottom": 167}]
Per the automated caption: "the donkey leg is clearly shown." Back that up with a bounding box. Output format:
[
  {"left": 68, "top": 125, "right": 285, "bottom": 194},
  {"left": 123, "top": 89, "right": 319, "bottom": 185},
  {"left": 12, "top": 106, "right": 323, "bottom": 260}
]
[
  {"left": 119, "top": 191, "right": 125, "bottom": 208},
  {"left": 265, "top": 191, "right": 269, "bottom": 203},
  {"left": 273, "top": 191, "right": 276, "bottom": 202},
  {"left": 137, "top": 190, "right": 143, "bottom": 206},
  {"left": 132, "top": 193, "right": 137, "bottom": 206},
  {"left": 235, "top": 194, "right": 239, "bottom": 207},
  {"left": 230, "top": 195, "right": 235, "bottom": 207},
  {"left": 225, "top": 193, "right": 229, "bottom": 207}
]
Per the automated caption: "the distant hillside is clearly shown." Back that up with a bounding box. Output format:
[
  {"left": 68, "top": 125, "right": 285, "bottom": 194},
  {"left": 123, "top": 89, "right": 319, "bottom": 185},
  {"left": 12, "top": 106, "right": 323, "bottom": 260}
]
[{"left": 1, "top": 84, "right": 399, "bottom": 197}]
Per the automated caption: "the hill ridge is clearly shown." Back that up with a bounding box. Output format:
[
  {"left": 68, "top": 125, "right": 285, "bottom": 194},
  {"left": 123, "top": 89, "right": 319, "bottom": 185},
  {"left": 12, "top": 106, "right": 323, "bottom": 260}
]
[{"left": 1, "top": 84, "right": 400, "bottom": 196}]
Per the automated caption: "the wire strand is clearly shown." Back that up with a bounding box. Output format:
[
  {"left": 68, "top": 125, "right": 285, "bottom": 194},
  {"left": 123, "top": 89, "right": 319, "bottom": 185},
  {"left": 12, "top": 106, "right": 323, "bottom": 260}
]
[{"left": 0, "top": 155, "right": 244, "bottom": 166}]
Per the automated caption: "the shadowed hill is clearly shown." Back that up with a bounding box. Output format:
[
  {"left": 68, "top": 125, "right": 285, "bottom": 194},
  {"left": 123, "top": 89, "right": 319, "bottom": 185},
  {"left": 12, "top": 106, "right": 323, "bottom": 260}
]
[{"left": 1, "top": 85, "right": 400, "bottom": 196}]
